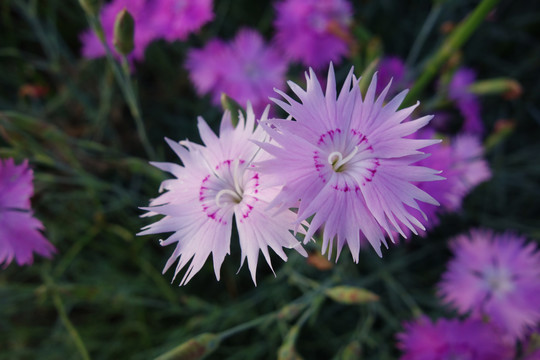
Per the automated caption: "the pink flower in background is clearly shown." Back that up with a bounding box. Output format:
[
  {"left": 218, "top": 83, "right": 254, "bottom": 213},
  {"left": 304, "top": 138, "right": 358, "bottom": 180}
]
[
  {"left": 80, "top": 0, "right": 158, "bottom": 61},
  {"left": 448, "top": 67, "right": 484, "bottom": 134},
  {"left": 150, "top": 0, "right": 213, "bottom": 42},
  {"left": 376, "top": 56, "right": 407, "bottom": 96},
  {"left": 186, "top": 29, "right": 288, "bottom": 115},
  {"left": 139, "top": 106, "right": 306, "bottom": 285},
  {"left": 397, "top": 316, "right": 514, "bottom": 360},
  {"left": 438, "top": 229, "right": 540, "bottom": 340},
  {"left": 273, "top": 0, "right": 353, "bottom": 69},
  {"left": 80, "top": 0, "right": 213, "bottom": 62},
  {"left": 185, "top": 39, "right": 228, "bottom": 97},
  {"left": 414, "top": 133, "right": 491, "bottom": 229},
  {"left": 0, "top": 159, "right": 55, "bottom": 267},
  {"left": 257, "top": 65, "right": 442, "bottom": 261}
]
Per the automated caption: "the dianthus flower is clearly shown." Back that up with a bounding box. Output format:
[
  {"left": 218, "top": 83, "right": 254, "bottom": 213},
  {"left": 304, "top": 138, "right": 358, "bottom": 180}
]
[
  {"left": 273, "top": 0, "right": 353, "bottom": 69},
  {"left": 257, "top": 65, "right": 442, "bottom": 261},
  {"left": 0, "top": 159, "right": 55, "bottom": 267},
  {"left": 448, "top": 67, "right": 484, "bottom": 134},
  {"left": 397, "top": 316, "right": 514, "bottom": 360},
  {"left": 414, "top": 133, "right": 491, "bottom": 229},
  {"left": 438, "top": 229, "right": 540, "bottom": 340},
  {"left": 139, "top": 106, "right": 306, "bottom": 285},
  {"left": 186, "top": 29, "right": 288, "bottom": 115}
]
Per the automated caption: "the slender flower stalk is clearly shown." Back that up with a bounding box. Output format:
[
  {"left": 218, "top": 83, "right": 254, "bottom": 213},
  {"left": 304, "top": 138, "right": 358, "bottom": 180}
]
[{"left": 404, "top": 0, "right": 501, "bottom": 106}]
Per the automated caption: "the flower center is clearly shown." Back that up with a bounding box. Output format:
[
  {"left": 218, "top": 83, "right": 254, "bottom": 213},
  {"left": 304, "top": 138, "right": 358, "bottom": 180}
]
[
  {"left": 327, "top": 146, "right": 358, "bottom": 172},
  {"left": 214, "top": 159, "right": 244, "bottom": 207},
  {"left": 483, "top": 266, "right": 514, "bottom": 296}
]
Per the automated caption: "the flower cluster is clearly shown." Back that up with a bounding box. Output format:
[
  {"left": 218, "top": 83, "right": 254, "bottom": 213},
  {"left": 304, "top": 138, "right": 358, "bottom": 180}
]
[
  {"left": 141, "top": 65, "right": 442, "bottom": 284},
  {"left": 0, "top": 159, "right": 55, "bottom": 267},
  {"left": 397, "top": 228, "right": 540, "bottom": 358},
  {"left": 80, "top": 0, "right": 213, "bottom": 61}
]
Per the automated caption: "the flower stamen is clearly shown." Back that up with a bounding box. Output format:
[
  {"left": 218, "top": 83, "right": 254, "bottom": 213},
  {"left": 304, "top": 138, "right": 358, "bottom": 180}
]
[
  {"left": 328, "top": 146, "right": 358, "bottom": 172},
  {"left": 215, "top": 189, "right": 242, "bottom": 207}
]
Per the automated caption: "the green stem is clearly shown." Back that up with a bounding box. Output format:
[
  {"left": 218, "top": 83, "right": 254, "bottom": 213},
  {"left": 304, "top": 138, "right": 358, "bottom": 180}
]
[
  {"left": 381, "top": 271, "right": 422, "bottom": 317},
  {"left": 82, "top": 12, "right": 155, "bottom": 159},
  {"left": 403, "top": 0, "right": 500, "bottom": 106},
  {"left": 218, "top": 312, "right": 276, "bottom": 340},
  {"left": 44, "top": 274, "right": 91, "bottom": 360},
  {"left": 406, "top": 2, "right": 444, "bottom": 67}
]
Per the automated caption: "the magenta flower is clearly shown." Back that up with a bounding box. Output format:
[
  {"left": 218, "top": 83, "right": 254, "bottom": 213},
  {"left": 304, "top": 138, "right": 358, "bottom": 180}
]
[
  {"left": 139, "top": 106, "right": 306, "bottom": 285},
  {"left": 273, "top": 0, "right": 353, "bottom": 69},
  {"left": 186, "top": 29, "right": 288, "bottom": 115},
  {"left": 448, "top": 67, "right": 484, "bottom": 134},
  {"left": 397, "top": 316, "right": 514, "bottom": 360},
  {"left": 149, "top": 0, "right": 213, "bottom": 42},
  {"left": 438, "top": 229, "right": 540, "bottom": 340},
  {"left": 0, "top": 159, "right": 55, "bottom": 267},
  {"left": 376, "top": 56, "right": 407, "bottom": 96},
  {"left": 414, "top": 133, "right": 491, "bottom": 229},
  {"left": 80, "top": 0, "right": 158, "bottom": 61},
  {"left": 257, "top": 65, "right": 442, "bottom": 261}
]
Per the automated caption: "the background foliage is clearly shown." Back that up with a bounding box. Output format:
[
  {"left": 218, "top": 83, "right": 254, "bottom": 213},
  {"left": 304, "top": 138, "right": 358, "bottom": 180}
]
[{"left": 1, "top": 0, "right": 539, "bottom": 359}]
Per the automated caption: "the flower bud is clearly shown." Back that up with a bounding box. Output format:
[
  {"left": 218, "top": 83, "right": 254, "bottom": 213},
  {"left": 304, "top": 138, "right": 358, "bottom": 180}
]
[
  {"left": 113, "top": 8, "right": 135, "bottom": 56},
  {"left": 325, "top": 286, "right": 379, "bottom": 305},
  {"left": 469, "top": 78, "right": 522, "bottom": 100},
  {"left": 155, "top": 333, "right": 220, "bottom": 360},
  {"left": 220, "top": 93, "right": 245, "bottom": 128}
]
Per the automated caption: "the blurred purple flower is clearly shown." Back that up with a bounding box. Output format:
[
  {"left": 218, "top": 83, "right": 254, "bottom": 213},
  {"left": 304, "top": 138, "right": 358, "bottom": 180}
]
[
  {"left": 80, "top": 0, "right": 213, "bottom": 62},
  {"left": 397, "top": 316, "right": 514, "bottom": 360},
  {"left": 376, "top": 56, "right": 407, "bottom": 96},
  {"left": 139, "top": 105, "right": 306, "bottom": 285},
  {"left": 0, "top": 159, "right": 55, "bottom": 267},
  {"left": 415, "top": 133, "right": 491, "bottom": 229},
  {"left": 150, "top": 0, "right": 213, "bottom": 42},
  {"left": 273, "top": 0, "right": 353, "bottom": 69},
  {"left": 448, "top": 67, "right": 484, "bottom": 134},
  {"left": 186, "top": 29, "right": 288, "bottom": 115},
  {"left": 257, "top": 65, "right": 442, "bottom": 261},
  {"left": 438, "top": 229, "right": 540, "bottom": 340}
]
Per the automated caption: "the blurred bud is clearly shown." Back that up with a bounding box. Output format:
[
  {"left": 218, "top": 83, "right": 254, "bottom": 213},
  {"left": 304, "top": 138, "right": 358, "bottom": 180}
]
[
  {"left": 325, "top": 286, "right": 379, "bottom": 305},
  {"left": 113, "top": 9, "right": 135, "bottom": 56},
  {"left": 278, "top": 343, "right": 304, "bottom": 360},
  {"left": 358, "top": 58, "right": 380, "bottom": 94},
  {"left": 440, "top": 21, "right": 455, "bottom": 34},
  {"left": 277, "top": 303, "right": 306, "bottom": 321},
  {"left": 78, "top": 0, "right": 102, "bottom": 17},
  {"left": 306, "top": 251, "right": 333, "bottom": 271},
  {"left": 155, "top": 333, "right": 220, "bottom": 360},
  {"left": 220, "top": 93, "right": 245, "bottom": 128},
  {"left": 278, "top": 326, "right": 303, "bottom": 360},
  {"left": 18, "top": 84, "right": 49, "bottom": 98},
  {"left": 469, "top": 78, "right": 522, "bottom": 100},
  {"left": 340, "top": 341, "right": 362, "bottom": 360},
  {"left": 484, "top": 119, "right": 515, "bottom": 151}
]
